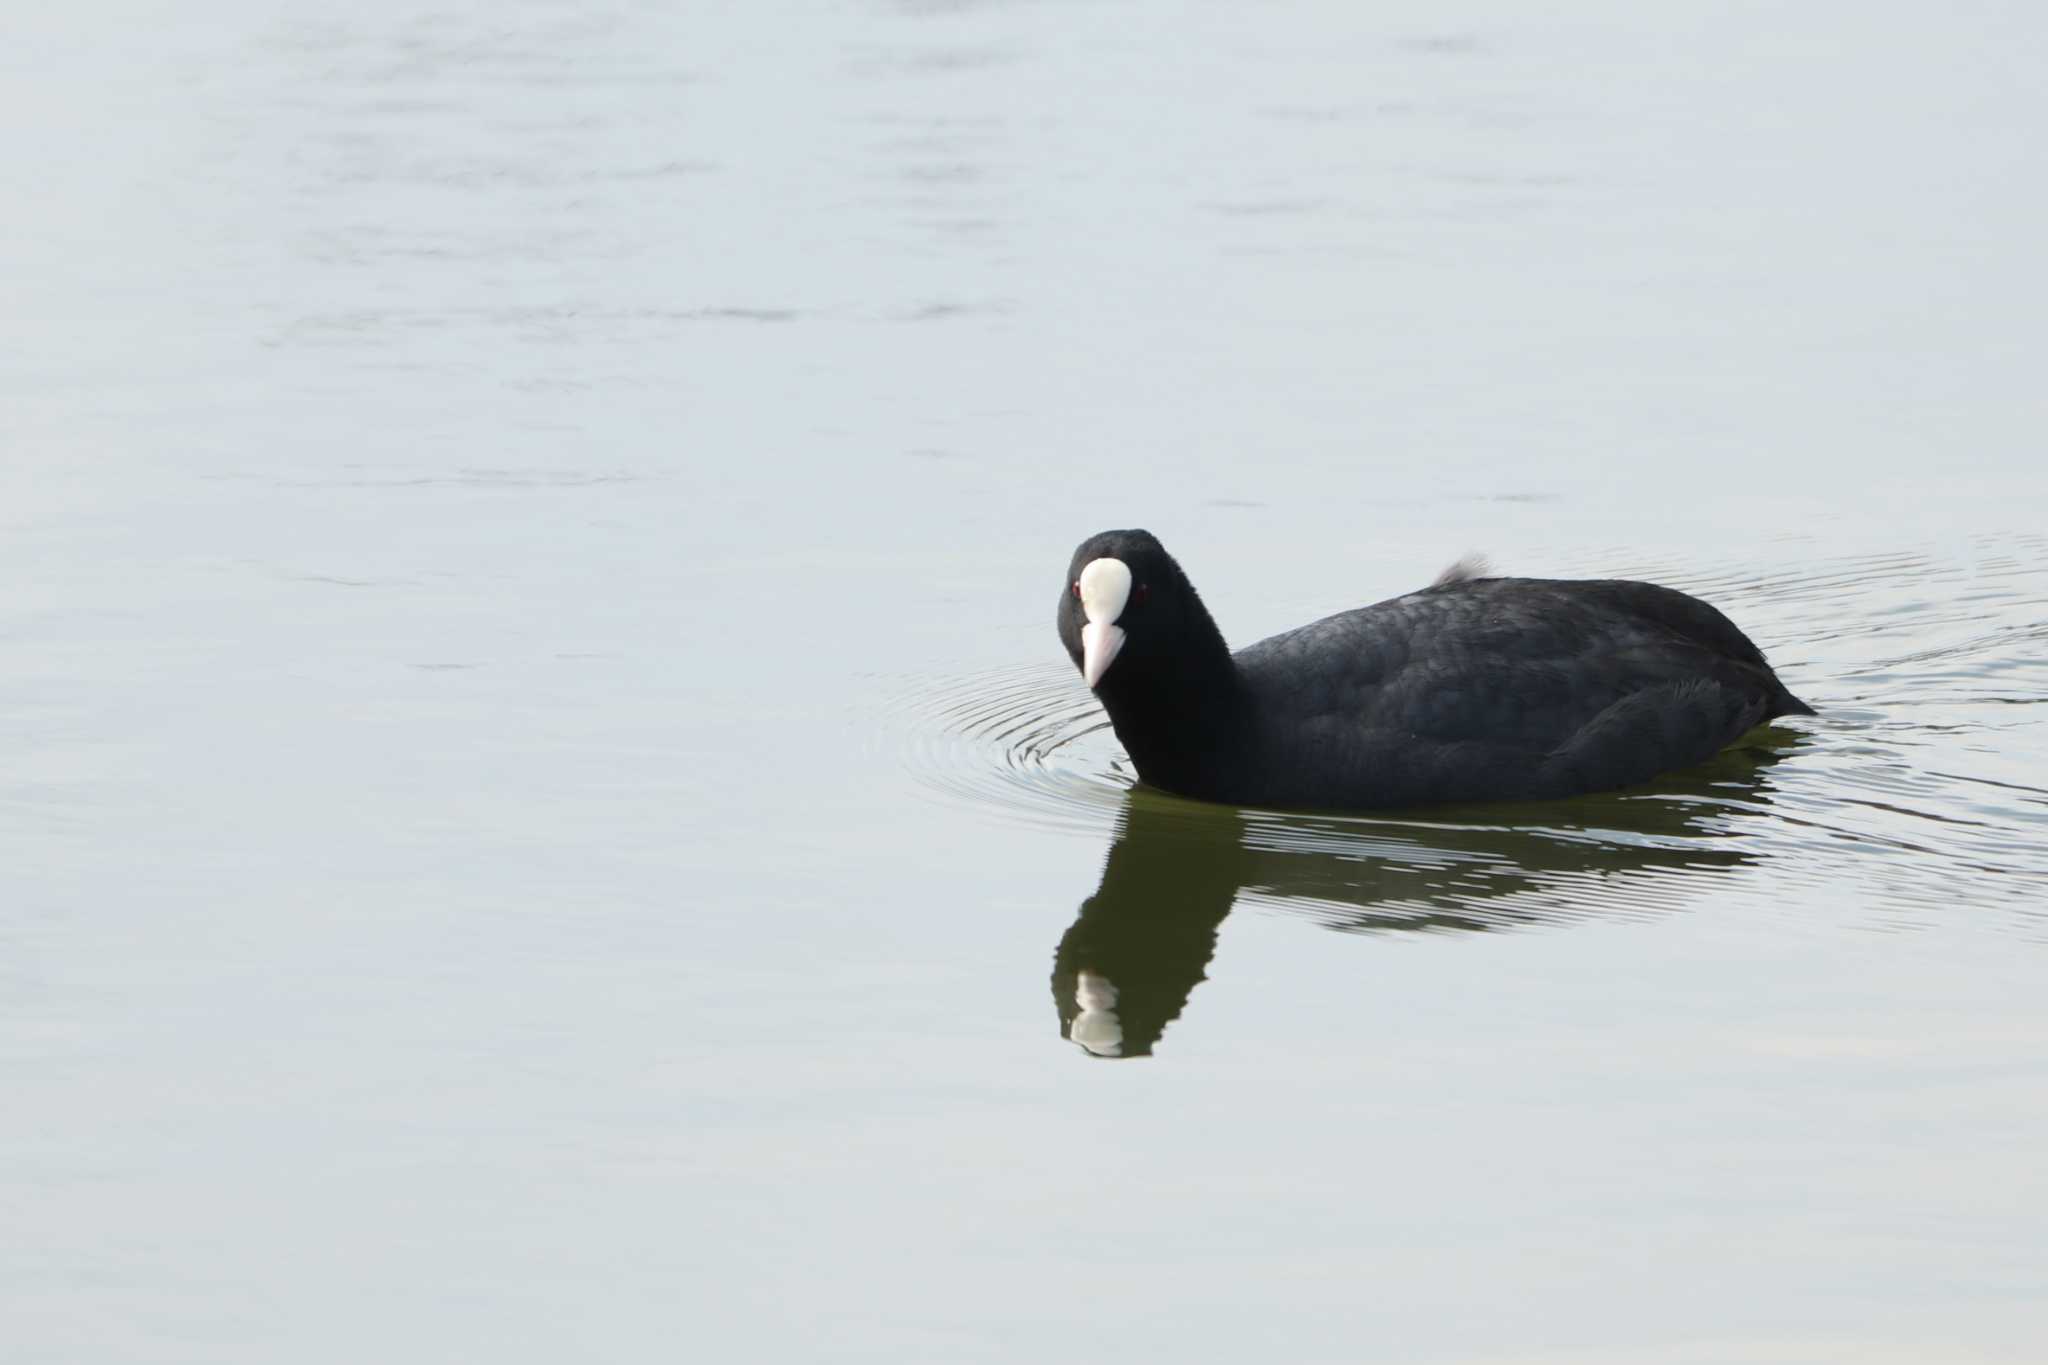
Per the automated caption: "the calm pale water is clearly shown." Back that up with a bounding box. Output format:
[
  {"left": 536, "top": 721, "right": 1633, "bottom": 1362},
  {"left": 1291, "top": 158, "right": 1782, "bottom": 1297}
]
[{"left": 7, "top": 3, "right": 2048, "bottom": 1361}]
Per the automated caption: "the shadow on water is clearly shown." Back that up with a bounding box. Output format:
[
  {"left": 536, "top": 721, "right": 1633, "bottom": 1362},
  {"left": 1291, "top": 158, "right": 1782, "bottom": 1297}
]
[{"left": 1051, "top": 733, "right": 1805, "bottom": 1058}]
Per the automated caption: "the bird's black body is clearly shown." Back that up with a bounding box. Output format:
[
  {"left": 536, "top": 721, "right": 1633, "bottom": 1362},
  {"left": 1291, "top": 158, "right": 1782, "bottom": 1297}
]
[{"left": 1057, "top": 529, "right": 1814, "bottom": 810}]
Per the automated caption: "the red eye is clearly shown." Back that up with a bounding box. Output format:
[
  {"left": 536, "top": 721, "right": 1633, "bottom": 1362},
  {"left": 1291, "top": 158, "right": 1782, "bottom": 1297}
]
[
  {"left": 1071, "top": 581, "right": 1081, "bottom": 599},
  {"left": 1133, "top": 583, "right": 1150, "bottom": 605}
]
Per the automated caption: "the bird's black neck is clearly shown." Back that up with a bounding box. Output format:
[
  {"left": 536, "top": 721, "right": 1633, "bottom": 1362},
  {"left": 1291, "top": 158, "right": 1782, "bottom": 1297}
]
[{"left": 1096, "top": 608, "right": 1241, "bottom": 799}]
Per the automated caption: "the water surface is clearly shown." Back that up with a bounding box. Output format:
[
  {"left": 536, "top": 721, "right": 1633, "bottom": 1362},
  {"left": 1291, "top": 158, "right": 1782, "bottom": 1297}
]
[{"left": 6, "top": 3, "right": 2048, "bottom": 1362}]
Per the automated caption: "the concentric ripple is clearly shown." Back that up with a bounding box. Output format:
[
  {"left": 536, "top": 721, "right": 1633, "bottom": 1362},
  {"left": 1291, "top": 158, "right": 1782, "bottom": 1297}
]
[{"left": 886, "top": 659, "right": 1132, "bottom": 834}]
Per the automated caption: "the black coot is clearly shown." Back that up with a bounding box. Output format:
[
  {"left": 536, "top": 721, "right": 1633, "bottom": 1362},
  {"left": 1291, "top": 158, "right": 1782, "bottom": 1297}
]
[{"left": 1056, "top": 528, "right": 1814, "bottom": 809}]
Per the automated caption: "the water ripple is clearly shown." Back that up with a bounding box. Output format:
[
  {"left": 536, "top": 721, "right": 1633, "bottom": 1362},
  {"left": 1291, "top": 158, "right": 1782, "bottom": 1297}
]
[{"left": 887, "top": 661, "right": 1129, "bottom": 834}]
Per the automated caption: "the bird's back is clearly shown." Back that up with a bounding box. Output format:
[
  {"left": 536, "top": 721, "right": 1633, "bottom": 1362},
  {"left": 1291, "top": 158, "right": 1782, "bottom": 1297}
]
[{"left": 1224, "top": 577, "right": 1810, "bottom": 807}]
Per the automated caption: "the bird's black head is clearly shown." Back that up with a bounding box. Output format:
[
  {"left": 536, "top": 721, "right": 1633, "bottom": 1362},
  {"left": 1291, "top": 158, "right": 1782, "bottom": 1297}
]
[{"left": 1055, "top": 529, "right": 1223, "bottom": 697}]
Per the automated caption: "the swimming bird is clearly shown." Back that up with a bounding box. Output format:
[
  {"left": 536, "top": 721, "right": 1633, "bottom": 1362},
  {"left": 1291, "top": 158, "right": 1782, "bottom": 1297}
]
[{"left": 1057, "top": 529, "right": 1814, "bottom": 809}]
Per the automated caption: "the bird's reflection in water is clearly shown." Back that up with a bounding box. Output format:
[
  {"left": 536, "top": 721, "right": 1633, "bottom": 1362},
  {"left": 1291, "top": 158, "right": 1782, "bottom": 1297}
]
[{"left": 1052, "top": 733, "right": 1803, "bottom": 1058}]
